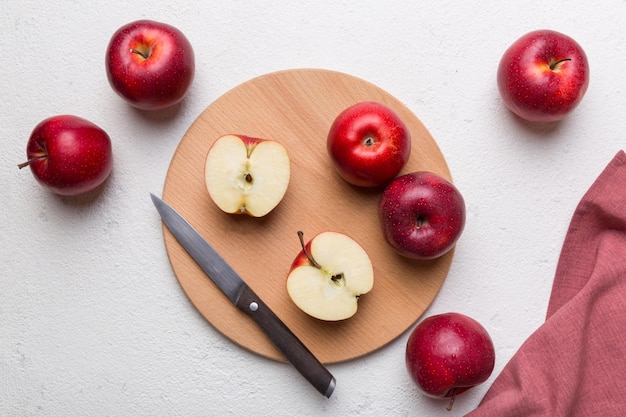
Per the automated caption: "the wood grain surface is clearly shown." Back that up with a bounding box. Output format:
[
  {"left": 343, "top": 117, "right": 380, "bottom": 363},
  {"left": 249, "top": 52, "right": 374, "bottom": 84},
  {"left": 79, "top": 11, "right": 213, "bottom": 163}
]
[{"left": 161, "top": 68, "right": 454, "bottom": 364}]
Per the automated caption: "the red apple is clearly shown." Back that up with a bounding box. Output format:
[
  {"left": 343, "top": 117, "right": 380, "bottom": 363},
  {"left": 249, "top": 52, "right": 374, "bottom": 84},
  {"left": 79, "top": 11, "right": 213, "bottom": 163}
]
[
  {"left": 327, "top": 101, "right": 411, "bottom": 188},
  {"left": 497, "top": 29, "right": 589, "bottom": 123},
  {"left": 18, "top": 115, "right": 113, "bottom": 196},
  {"left": 105, "top": 19, "right": 195, "bottom": 110},
  {"left": 378, "top": 171, "right": 465, "bottom": 260},
  {"left": 406, "top": 312, "right": 495, "bottom": 410},
  {"left": 286, "top": 231, "right": 374, "bottom": 321}
]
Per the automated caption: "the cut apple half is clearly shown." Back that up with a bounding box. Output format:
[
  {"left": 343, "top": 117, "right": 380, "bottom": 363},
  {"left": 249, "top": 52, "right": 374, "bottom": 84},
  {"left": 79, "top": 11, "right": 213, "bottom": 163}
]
[
  {"left": 287, "top": 231, "right": 374, "bottom": 321},
  {"left": 204, "top": 134, "right": 290, "bottom": 217}
]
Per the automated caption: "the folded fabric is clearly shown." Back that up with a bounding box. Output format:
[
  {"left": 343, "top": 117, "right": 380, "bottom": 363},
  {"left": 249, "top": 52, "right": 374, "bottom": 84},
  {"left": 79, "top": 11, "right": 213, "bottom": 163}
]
[{"left": 465, "top": 150, "right": 626, "bottom": 417}]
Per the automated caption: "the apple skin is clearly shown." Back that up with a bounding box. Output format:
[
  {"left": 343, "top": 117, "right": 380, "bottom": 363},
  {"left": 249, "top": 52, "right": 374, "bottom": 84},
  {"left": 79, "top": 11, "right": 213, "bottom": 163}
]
[
  {"left": 378, "top": 171, "right": 465, "bottom": 260},
  {"left": 497, "top": 29, "right": 589, "bottom": 123},
  {"left": 327, "top": 101, "right": 411, "bottom": 188},
  {"left": 406, "top": 313, "right": 495, "bottom": 401},
  {"left": 105, "top": 19, "right": 195, "bottom": 110},
  {"left": 19, "top": 115, "right": 113, "bottom": 196},
  {"left": 290, "top": 238, "right": 313, "bottom": 270}
]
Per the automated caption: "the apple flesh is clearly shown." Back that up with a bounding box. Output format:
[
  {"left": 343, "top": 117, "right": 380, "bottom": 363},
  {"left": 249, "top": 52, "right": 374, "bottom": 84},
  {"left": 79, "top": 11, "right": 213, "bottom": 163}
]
[
  {"left": 105, "top": 19, "right": 195, "bottom": 110},
  {"left": 204, "top": 134, "right": 290, "bottom": 217},
  {"left": 406, "top": 312, "right": 495, "bottom": 410},
  {"left": 327, "top": 101, "right": 411, "bottom": 188},
  {"left": 287, "top": 231, "right": 374, "bottom": 321},
  {"left": 378, "top": 171, "right": 465, "bottom": 260},
  {"left": 497, "top": 29, "right": 589, "bottom": 123},
  {"left": 18, "top": 115, "right": 113, "bottom": 196}
]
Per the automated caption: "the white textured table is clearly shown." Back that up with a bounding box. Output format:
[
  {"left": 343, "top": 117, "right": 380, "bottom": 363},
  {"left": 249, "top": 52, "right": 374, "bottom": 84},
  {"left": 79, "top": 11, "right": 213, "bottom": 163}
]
[{"left": 3, "top": 1, "right": 625, "bottom": 415}]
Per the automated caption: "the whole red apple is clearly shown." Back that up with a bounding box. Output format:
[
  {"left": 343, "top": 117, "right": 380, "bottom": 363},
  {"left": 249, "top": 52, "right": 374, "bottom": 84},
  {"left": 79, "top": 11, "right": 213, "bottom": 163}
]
[
  {"left": 18, "top": 115, "right": 113, "bottom": 196},
  {"left": 378, "top": 171, "right": 465, "bottom": 259},
  {"left": 105, "top": 19, "right": 195, "bottom": 110},
  {"left": 406, "top": 313, "right": 495, "bottom": 410},
  {"left": 327, "top": 101, "right": 411, "bottom": 188},
  {"left": 497, "top": 29, "right": 589, "bottom": 123}
]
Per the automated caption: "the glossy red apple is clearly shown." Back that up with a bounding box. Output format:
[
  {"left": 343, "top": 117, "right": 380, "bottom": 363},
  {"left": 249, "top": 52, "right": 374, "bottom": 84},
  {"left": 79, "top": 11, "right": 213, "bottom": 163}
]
[
  {"left": 18, "top": 115, "right": 113, "bottom": 196},
  {"left": 327, "top": 101, "right": 411, "bottom": 188},
  {"left": 378, "top": 171, "right": 465, "bottom": 260},
  {"left": 497, "top": 29, "right": 589, "bottom": 123},
  {"left": 105, "top": 19, "right": 195, "bottom": 110},
  {"left": 406, "top": 312, "right": 495, "bottom": 410}
]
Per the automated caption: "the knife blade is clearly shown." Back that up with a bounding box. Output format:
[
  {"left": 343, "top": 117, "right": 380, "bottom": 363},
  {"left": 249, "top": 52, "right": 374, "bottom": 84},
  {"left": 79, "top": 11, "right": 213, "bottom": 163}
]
[{"left": 150, "top": 193, "right": 336, "bottom": 398}]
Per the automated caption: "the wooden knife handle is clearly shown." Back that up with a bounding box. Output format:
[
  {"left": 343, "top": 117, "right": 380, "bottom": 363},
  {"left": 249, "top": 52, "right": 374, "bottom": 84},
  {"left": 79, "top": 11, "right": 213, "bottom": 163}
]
[{"left": 235, "top": 285, "right": 336, "bottom": 398}]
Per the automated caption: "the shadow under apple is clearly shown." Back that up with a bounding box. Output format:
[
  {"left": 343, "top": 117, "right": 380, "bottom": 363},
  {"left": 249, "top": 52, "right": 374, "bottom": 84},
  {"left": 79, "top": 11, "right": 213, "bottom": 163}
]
[
  {"left": 129, "top": 99, "right": 187, "bottom": 125},
  {"left": 506, "top": 109, "right": 570, "bottom": 142}
]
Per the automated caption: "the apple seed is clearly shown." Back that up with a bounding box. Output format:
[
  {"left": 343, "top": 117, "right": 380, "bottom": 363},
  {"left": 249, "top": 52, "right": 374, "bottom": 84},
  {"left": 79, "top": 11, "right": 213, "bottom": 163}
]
[{"left": 330, "top": 273, "right": 346, "bottom": 288}]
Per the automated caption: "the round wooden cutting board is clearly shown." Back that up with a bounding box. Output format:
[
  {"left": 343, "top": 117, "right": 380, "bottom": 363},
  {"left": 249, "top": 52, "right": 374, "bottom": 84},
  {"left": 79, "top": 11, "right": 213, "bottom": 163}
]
[{"left": 161, "top": 68, "right": 454, "bottom": 364}]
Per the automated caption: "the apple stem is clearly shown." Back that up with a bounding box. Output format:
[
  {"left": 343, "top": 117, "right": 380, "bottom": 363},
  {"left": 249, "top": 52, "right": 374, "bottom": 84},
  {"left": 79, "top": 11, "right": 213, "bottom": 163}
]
[
  {"left": 17, "top": 155, "right": 45, "bottom": 169},
  {"left": 130, "top": 48, "right": 150, "bottom": 60},
  {"left": 446, "top": 388, "right": 457, "bottom": 411},
  {"left": 550, "top": 58, "right": 572, "bottom": 71},
  {"left": 297, "top": 231, "right": 321, "bottom": 269}
]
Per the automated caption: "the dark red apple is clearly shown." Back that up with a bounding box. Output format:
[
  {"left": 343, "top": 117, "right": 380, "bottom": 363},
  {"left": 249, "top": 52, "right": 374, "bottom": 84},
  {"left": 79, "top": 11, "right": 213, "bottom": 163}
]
[
  {"left": 378, "top": 171, "right": 465, "bottom": 260},
  {"left": 497, "top": 29, "right": 589, "bottom": 123},
  {"left": 406, "top": 312, "right": 495, "bottom": 410},
  {"left": 327, "top": 101, "right": 411, "bottom": 188},
  {"left": 105, "top": 19, "right": 195, "bottom": 110},
  {"left": 18, "top": 115, "right": 113, "bottom": 196}
]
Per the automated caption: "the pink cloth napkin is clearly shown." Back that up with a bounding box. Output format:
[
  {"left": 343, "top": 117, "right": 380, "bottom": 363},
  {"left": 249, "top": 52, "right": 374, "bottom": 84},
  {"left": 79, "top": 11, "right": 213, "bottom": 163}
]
[{"left": 465, "top": 150, "right": 626, "bottom": 416}]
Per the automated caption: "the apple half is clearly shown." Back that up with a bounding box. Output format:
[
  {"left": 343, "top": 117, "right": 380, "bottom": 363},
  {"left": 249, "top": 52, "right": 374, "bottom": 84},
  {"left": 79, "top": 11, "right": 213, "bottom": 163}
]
[
  {"left": 287, "top": 231, "right": 374, "bottom": 321},
  {"left": 204, "top": 134, "right": 290, "bottom": 217}
]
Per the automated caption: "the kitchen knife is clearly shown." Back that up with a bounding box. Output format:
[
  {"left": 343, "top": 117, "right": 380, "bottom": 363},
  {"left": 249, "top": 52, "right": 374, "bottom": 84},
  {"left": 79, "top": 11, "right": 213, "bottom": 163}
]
[{"left": 150, "top": 193, "right": 336, "bottom": 398}]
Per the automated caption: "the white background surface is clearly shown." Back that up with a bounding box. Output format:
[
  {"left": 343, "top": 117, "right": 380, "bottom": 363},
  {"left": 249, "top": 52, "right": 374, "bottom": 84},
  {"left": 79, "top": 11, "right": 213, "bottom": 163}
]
[{"left": 2, "top": 1, "right": 625, "bottom": 416}]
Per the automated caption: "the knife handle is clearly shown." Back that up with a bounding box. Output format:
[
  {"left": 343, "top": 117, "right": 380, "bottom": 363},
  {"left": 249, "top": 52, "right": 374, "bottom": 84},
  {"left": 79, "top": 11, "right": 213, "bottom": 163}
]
[{"left": 235, "top": 285, "right": 336, "bottom": 398}]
